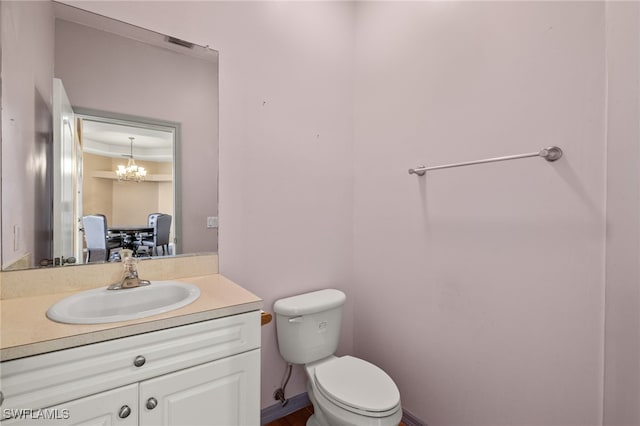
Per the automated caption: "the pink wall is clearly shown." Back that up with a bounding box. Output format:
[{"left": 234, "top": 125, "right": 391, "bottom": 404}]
[
  {"left": 1, "top": 1, "right": 55, "bottom": 268},
  {"left": 353, "top": 2, "right": 606, "bottom": 425},
  {"left": 603, "top": 2, "right": 640, "bottom": 425},
  {"left": 61, "top": 2, "right": 640, "bottom": 424},
  {"left": 62, "top": 0, "right": 357, "bottom": 407}
]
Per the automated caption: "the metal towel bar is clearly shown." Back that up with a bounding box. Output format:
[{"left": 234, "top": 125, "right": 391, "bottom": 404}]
[{"left": 408, "top": 146, "right": 563, "bottom": 176}]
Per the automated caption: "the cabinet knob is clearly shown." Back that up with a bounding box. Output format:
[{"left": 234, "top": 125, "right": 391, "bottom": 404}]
[
  {"left": 118, "top": 405, "right": 131, "bottom": 419},
  {"left": 146, "top": 397, "right": 158, "bottom": 410},
  {"left": 133, "top": 355, "right": 146, "bottom": 367}
]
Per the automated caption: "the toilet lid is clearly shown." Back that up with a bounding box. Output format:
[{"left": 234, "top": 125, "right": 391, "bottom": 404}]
[{"left": 314, "top": 356, "right": 400, "bottom": 414}]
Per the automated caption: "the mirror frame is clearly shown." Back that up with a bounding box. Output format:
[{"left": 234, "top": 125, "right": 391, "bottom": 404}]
[{"left": 74, "top": 107, "right": 183, "bottom": 258}]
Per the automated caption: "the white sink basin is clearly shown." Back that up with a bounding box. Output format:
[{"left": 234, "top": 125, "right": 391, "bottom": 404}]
[{"left": 46, "top": 280, "right": 201, "bottom": 324}]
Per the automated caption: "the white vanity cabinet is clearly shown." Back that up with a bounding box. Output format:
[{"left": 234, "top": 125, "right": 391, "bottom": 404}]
[
  {"left": 140, "top": 349, "right": 259, "bottom": 425},
  {"left": 21, "top": 384, "right": 139, "bottom": 426},
  {"left": 1, "top": 311, "right": 260, "bottom": 426}
]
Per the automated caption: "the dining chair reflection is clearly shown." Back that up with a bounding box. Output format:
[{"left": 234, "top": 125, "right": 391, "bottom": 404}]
[
  {"left": 135, "top": 213, "right": 172, "bottom": 256},
  {"left": 82, "top": 214, "right": 122, "bottom": 263}
]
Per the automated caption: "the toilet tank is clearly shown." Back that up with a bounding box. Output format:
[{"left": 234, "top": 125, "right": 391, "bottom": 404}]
[{"left": 273, "top": 289, "right": 346, "bottom": 364}]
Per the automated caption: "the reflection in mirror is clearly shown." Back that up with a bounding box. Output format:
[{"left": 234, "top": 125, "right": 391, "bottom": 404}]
[
  {"left": 76, "top": 111, "right": 178, "bottom": 265},
  {"left": 1, "top": 1, "right": 219, "bottom": 270}
]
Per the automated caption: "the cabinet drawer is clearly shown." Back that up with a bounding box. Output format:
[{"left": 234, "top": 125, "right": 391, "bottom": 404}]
[
  {"left": 3, "top": 384, "right": 138, "bottom": 426},
  {"left": 1, "top": 311, "right": 260, "bottom": 419}
]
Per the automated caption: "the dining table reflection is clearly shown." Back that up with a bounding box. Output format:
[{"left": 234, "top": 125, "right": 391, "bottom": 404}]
[{"left": 108, "top": 225, "right": 154, "bottom": 256}]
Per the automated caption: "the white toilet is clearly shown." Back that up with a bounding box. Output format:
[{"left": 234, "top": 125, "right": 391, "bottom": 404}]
[{"left": 274, "top": 289, "right": 402, "bottom": 426}]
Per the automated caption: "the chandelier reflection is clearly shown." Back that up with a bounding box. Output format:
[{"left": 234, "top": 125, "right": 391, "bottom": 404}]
[{"left": 116, "top": 137, "right": 147, "bottom": 182}]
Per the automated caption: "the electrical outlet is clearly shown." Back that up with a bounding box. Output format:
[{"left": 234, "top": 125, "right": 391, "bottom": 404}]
[{"left": 206, "top": 216, "right": 218, "bottom": 228}]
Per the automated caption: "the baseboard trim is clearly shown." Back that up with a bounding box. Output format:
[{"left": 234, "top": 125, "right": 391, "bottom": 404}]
[
  {"left": 402, "top": 408, "right": 427, "bottom": 426},
  {"left": 260, "top": 392, "right": 311, "bottom": 425}
]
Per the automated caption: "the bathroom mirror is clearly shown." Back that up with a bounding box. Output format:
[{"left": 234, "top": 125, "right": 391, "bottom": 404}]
[{"left": 1, "top": 1, "right": 219, "bottom": 270}]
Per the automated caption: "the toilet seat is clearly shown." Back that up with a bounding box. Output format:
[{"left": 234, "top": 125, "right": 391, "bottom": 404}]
[{"left": 313, "top": 356, "right": 400, "bottom": 418}]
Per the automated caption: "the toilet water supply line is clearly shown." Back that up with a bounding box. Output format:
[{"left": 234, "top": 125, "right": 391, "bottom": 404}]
[{"left": 274, "top": 363, "right": 293, "bottom": 406}]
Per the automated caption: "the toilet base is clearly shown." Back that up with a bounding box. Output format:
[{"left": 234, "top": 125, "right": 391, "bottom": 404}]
[
  {"left": 305, "top": 375, "right": 402, "bottom": 426},
  {"left": 306, "top": 414, "right": 322, "bottom": 426}
]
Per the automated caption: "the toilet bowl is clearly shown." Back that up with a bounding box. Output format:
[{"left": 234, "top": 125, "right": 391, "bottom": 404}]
[
  {"left": 306, "top": 356, "right": 402, "bottom": 426},
  {"left": 273, "top": 289, "right": 402, "bottom": 426}
]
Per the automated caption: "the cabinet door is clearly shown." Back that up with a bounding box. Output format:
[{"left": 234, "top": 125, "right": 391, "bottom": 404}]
[
  {"left": 139, "top": 349, "right": 260, "bottom": 426},
  {"left": 3, "top": 384, "right": 137, "bottom": 426}
]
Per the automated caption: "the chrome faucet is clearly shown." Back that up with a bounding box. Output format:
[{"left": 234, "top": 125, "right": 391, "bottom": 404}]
[{"left": 108, "top": 251, "right": 150, "bottom": 290}]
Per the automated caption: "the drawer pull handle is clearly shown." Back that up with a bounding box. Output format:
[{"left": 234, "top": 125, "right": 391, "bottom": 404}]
[
  {"left": 118, "top": 405, "right": 131, "bottom": 419},
  {"left": 0, "top": 391, "right": 4, "bottom": 406},
  {"left": 146, "top": 397, "right": 158, "bottom": 410},
  {"left": 133, "top": 355, "right": 146, "bottom": 367}
]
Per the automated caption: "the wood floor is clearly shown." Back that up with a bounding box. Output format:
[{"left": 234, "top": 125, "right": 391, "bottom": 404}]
[
  {"left": 265, "top": 405, "right": 314, "bottom": 426},
  {"left": 264, "top": 405, "right": 406, "bottom": 426}
]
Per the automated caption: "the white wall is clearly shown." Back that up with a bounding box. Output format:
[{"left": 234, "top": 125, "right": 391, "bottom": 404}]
[{"left": 353, "top": 2, "right": 606, "bottom": 425}]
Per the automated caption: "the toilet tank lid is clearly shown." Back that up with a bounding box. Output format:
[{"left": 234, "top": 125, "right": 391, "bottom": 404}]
[{"left": 273, "top": 289, "right": 346, "bottom": 316}]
